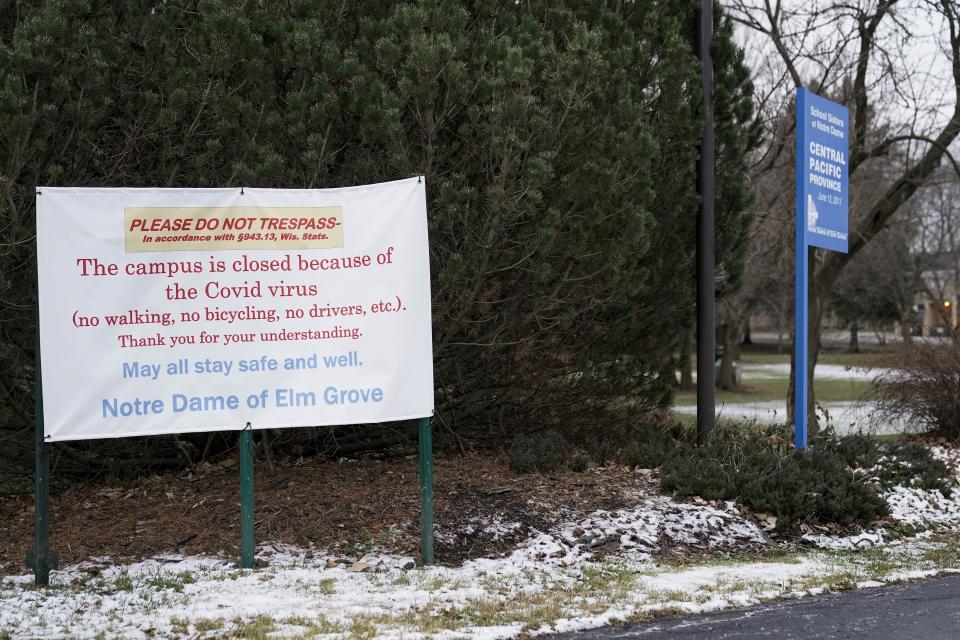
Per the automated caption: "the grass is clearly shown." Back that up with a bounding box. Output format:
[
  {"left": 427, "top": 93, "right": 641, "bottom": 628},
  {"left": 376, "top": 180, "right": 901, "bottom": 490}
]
[
  {"left": 230, "top": 615, "right": 278, "bottom": 639},
  {"left": 317, "top": 577, "right": 336, "bottom": 594},
  {"left": 194, "top": 617, "right": 225, "bottom": 632},
  {"left": 280, "top": 615, "right": 345, "bottom": 637},
  {"left": 674, "top": 342, "right": 891, "bottom": 408},
  {"left": 676, "top": 377, "right": 875, "bottom": 406},
  {"left": 143, "top": 570, "right": 196, "bottom": 593},
  {"left": 739, "top": 344, "right": 900, "bottom": 369},
  {"left": 169, "top": 617, "right": 190, "bottom": 636},
  {"left": 658, "top": 547, "right": 802, "bottom": 569}
]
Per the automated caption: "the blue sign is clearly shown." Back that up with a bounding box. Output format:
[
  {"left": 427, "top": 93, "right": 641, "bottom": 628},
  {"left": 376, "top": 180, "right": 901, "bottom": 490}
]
[
  {"left": 794, "top": 88, "right": 849, "bottom": 450},
  {"left": 797, "top": 88, "right": 849, "bottom": 253}
]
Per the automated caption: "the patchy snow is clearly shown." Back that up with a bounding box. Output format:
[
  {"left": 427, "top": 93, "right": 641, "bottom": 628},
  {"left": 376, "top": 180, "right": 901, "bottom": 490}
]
[
  {"left": 885, "top": 486, "right": 960, "bottom": 527},
  {"left": 801, "top": 530, "right": 887, "bottom": 550},
  {"left": 550, "top": 496, "right": 767, "bottom": 559},
  {"left": 464, "top": 516, "right": 524, "bottom": 540},
  {"left": 3, "top": 540, "right": 957, "bottom": 640},
  {"left": 801, "top": 446, "right": 960, "bottom": 551},
  {"left": 739, "top": 363, "right": 888, "bottom": 382},
  {"left": 931, "top": 445, "right": 960, "bottom": 475},
  {"left": 4, "top": 448, "right": 960, "bottom": 639},
  {"left": 674, "top": 360, "right": 914, "bottom": 435},
  {"left": 653, "top": 498, "right": 768, "bottom": 547},
  {"left": 440, "top": 492, "right": 768, "bottom": 566},
  {"left": 437, "top": 515, "right": 525, "bottom": 546},
  {"left": 0, "top": 492, "right": 771, "bottom": 639},
  {"left": 673, "top": 400, "right": 916, "bottom": 436}
]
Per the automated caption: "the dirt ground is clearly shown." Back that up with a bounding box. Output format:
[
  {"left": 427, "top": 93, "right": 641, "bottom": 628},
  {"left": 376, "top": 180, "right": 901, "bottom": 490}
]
[{"left": 0, "top": 451, "right": 656, "bottom": 573}]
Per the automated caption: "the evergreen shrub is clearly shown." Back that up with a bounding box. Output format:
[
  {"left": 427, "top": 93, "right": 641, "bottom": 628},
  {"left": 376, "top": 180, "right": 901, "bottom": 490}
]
[
  {"left": 0, "top": 0, "right": 760, "bottom": 472},
  {"left": 816, "top": 432, "right": 952, "bottom": 496},
  {"left": 620, "top": 419, "right": 678, "bottom": 469},
  {"left": 662, "top": 424, "right": 955, "bottom": 529},
  {"left": 507, "top": 430, "right": 572, "bottom": 473},
  {"left": 661, "top": 424, "right": 889, "bottom": 529}
]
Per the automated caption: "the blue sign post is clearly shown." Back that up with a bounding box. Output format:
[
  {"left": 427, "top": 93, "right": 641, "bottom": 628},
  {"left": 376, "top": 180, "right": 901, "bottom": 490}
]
[{"left": 795, "top": 88, "right": 849, "bottom": 449}]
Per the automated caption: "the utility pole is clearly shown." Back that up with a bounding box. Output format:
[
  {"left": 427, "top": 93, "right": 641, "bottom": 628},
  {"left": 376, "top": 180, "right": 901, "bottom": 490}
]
[{"left": 696, "top": 0, "right": 715, "bottom": 446}]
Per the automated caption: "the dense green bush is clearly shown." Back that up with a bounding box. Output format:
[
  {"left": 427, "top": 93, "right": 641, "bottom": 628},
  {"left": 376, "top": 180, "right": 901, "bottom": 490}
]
[
  {"left": 507, "top": 430, "right": 572, "bottom": 473},
  {"left": 816, "top": 432, "right": 952, "bottom": 496},
  {"left": 0, "top": 0, "right": 759, "bottom": 473},
  {"left": 661, "top": 424, "right": 955, "bottom": 530},
  {"left": 661, "top": 424, "right": 886, "bottom": 529},
  {"left": 620, "top": 419, "right": 679, "bottom": 469}
]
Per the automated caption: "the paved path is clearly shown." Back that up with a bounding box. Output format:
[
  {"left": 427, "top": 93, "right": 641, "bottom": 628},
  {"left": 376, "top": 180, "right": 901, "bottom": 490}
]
[{"left": 545, "top": 576, "right": 960, "bottom": 639}]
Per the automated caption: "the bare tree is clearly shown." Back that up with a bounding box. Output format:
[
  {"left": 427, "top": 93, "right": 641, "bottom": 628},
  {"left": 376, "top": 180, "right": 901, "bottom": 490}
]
[{"left": 727, "top": 0, "right": 960, "bottom": 427}]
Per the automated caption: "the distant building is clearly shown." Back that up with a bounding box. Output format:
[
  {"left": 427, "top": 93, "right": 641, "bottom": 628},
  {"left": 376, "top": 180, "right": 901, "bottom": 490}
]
[{"left": 914, "top": 252, "right": 958, "bottom": 337}]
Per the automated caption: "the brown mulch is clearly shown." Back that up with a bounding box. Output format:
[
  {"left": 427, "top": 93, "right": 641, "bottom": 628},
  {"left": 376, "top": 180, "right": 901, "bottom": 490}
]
[{"left": 0, "top": 451, "right": 655, "bottom": 573}]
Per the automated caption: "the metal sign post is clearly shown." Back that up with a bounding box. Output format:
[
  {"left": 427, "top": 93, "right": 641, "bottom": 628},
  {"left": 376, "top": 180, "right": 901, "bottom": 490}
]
[
  {"left": 794, "top": 87, "right": 850, "bottom": 448},
  {"left": 794, "top": 229, "right": 810, "bottom": 449},
  {"left": 418, "top": 416, "right": 434, "bottom": 565},
  {"left": 28, "top": 322, "right": 58, "bottom": 585},
  {"left": 239, "top": 426, "right": 255, "bottom": 569},
  {"left": 695, "top": 0, "right": 716, "bottom": 445}
]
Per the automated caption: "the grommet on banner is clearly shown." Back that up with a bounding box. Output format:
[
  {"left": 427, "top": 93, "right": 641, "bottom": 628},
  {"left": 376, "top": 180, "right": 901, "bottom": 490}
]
[
  {"left": 36, "top": 190, "right": 42, "bottom": 196},
  {"left": 240, "top": 186, "right": 245, "bottom": 196},
  {"left": 417, "top": 175, "right": 422, "bottom": 183}
]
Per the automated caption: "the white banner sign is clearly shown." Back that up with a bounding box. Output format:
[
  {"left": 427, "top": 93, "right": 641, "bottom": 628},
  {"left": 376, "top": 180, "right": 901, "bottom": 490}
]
[{"left": 37, "top": 178, "right": 434, "bottom": 441}]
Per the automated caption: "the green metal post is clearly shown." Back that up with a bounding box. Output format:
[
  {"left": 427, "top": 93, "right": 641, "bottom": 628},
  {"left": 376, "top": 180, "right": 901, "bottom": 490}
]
[
  {"left": 418, "top": 416, "right": 434, "bottom": 565},
  {"left": 239, "top": 427, "right": 255, "bottom": 569},
  {"left": 29, "top": 323, "right": 57, "bottom": 585}
]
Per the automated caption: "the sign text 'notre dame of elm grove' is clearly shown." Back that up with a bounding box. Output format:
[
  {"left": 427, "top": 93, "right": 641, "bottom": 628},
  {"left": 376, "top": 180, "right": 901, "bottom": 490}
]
[{"left": 37, "top": 178, "right": 434, "bottom": 441}]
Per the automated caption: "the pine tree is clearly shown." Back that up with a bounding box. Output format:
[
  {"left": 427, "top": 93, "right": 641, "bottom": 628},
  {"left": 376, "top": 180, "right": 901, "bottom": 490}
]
[{"left": 0, "top": 0, "right": 758, "bottom": 462}]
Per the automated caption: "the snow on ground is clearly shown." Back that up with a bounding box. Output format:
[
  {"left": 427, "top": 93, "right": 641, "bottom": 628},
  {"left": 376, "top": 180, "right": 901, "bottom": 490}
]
[
  {"left": 446, "top": 493, "right": 769, "bottom": 567},
  {"left": 0, "top": 549, "right": 799, "bottom": 639},
  {"left": 4, "top": 450, "right": 960, "bottom": 639},
  {"left": 739, "top": 363, "right": 887, "bottom": 382},
  {"left": 0, "top": 493, "right": 772, "bottom": 639},
  {"left": 437, "top": 516, "right": 524, "bottom": 546},
  {"left": 2, "top": 534, "right": 959, "bottom": 639},
  {"left": 802, "top": 445, "right": 960, "bottom": 551}
]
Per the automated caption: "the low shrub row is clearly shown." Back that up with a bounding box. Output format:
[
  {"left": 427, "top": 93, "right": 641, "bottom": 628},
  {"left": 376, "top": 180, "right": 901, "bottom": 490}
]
[{"left": 507, "top": 419, "right": 954, "bottom": 531}]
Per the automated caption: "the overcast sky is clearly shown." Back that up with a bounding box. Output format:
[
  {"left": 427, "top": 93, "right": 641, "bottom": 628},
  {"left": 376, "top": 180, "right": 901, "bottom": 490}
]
[{"left": 727, "top": 0, "right": 957, "bottom": 151}]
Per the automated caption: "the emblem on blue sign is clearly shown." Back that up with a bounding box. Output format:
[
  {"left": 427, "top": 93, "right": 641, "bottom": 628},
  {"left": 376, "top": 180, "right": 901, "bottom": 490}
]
[{"left": 807, "top": 194, "right": 819, "bottom": 230}]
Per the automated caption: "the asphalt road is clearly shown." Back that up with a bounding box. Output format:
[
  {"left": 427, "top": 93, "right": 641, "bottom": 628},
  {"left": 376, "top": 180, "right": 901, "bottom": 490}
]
[{"left": 545, "top": 576, "right": 960, "bottom": 639}]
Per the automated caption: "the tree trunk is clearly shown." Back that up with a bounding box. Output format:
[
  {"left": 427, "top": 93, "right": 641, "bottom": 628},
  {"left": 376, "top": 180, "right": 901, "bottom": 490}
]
[
  {"left": 847, "top": 321, "right": 860, "bottom": 353},
  {"left": 900, "top": 319, "right": 913, "bottom": 344},
  {"left": 787, "top": 246, "right": 819, "bottom": 431},
  {"left": 679, "top": 329, "right": 694, "bottom": 390},
  {"left": 717, "top": 322, "right": 741, "bottom": 390}
]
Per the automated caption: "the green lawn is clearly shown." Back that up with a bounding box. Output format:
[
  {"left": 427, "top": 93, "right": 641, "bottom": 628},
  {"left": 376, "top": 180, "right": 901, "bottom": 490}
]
[
  {"left": 738, "top": 342, "right": 901, "bottom": 368},
  {"left": 674, "top": 377, "right": 876, "bottom": 406},
  {"left": 674, "top": 342, "right": 889, "bottom": 406}
]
